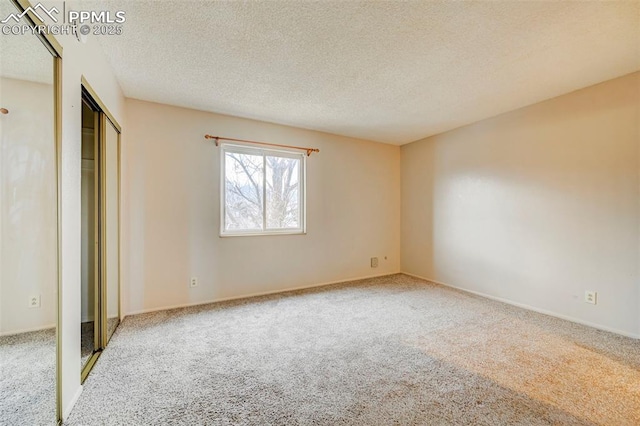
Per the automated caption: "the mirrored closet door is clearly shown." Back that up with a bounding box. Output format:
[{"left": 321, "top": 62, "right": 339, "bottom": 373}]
[
  {"left": 81, "top": 99, "right": 98, "bottom": 371},
  {"left": 80, "top": 83, "right": 121, "bottom": 382},
  {"left": 103, "top": 117, "right": 120, "bottom": 344},
  {"left": 0, "top": 0, "right": 61, "bottom": 423}
]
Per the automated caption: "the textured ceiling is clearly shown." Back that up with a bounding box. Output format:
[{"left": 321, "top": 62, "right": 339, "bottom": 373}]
[
  {"left": 87, "top": 0, "right": 639, "bottom": 145},
  {"left": 0, "top": 1, "right": 52, "bottom": 84}
]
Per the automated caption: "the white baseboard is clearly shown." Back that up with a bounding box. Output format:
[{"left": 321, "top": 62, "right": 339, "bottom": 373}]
[
  {"left": 125, "top": 271, "right": 400, "bottom": 317},
  {"left": 401, "top": 271, "right": 640, "bottom": 340},
  {"left": 62, "top": 385, "right": 83, "bottom": 421},
  {"left": 0, "top": 323, "right": 56, "bottom": 337}
]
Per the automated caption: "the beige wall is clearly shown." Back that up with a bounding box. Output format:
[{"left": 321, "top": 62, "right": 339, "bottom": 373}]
[
  {"left": 121, "top": 99, "right": 400, "bottom": 315},
  {"left": 401, "top": 72, "right": 640, "bottom": 337}
]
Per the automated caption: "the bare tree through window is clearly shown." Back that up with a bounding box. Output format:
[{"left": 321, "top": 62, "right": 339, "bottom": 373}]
[
  {"left": 223, "top": 147, "right": 303, "bottom": 234},
  {"left": 266, "top": 156, "right": 299, "bottom": 228}
]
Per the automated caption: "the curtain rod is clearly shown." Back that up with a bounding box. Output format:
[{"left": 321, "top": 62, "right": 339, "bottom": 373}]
[{"left": 205, "top": 135, "right": 319, "bottom": 156}]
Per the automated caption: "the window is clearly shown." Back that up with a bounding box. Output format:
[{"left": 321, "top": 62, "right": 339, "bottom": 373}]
[{"left": 221, "top": 144, "right": 306, "bottom": 236}]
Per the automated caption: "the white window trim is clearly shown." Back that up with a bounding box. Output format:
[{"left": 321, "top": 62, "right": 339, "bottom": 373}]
[{"left": 220, "top": 143, "right": 307, "bottom": 237}]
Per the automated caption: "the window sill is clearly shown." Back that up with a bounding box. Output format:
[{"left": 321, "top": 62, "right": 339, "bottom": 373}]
[{"left": 219, "top": 230, "right": 306, "bottom": 238}]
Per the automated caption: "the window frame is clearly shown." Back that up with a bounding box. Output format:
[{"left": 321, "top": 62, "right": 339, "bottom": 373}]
[{"left": 220, "top": 143, "right": 307, "bottom": 237}]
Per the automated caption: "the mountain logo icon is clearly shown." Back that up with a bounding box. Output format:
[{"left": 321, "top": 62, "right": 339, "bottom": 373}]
[{"left": 1, "top": 3, "right": 59, "bottom": 24}]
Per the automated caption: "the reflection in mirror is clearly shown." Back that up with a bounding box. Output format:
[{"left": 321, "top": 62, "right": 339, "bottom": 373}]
[{"left": 0, "top": 1, "right": 57, "bottom": 424}]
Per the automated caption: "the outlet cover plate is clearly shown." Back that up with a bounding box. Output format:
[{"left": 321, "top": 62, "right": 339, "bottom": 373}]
[
  {"left": 584, "top": 291, "right": 597, "bottom": 305},
  {"left": 28, "top": 295, "right": 41, "bottom": 308}
]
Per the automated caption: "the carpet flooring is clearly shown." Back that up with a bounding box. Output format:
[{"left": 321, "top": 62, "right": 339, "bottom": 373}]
[
  {"left": 65, "top": 274, "right": 640, "bottom": 425},
  {"left": 0, "top": 328, "right": 57, "bottom": 425}
]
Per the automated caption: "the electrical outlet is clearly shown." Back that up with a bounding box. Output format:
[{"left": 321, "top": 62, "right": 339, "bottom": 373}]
[
  {"left": 585, "top": 291, "right": 597, "bottom": 305},
  {"left": 371, "top": 257, "right": 378, "bottom": 268},
  {"left": 190, "top": 277, "right": 198, "bottom": 288},
  {"left": 28, "top": 295, "right": 41, "bottom": 308}
]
